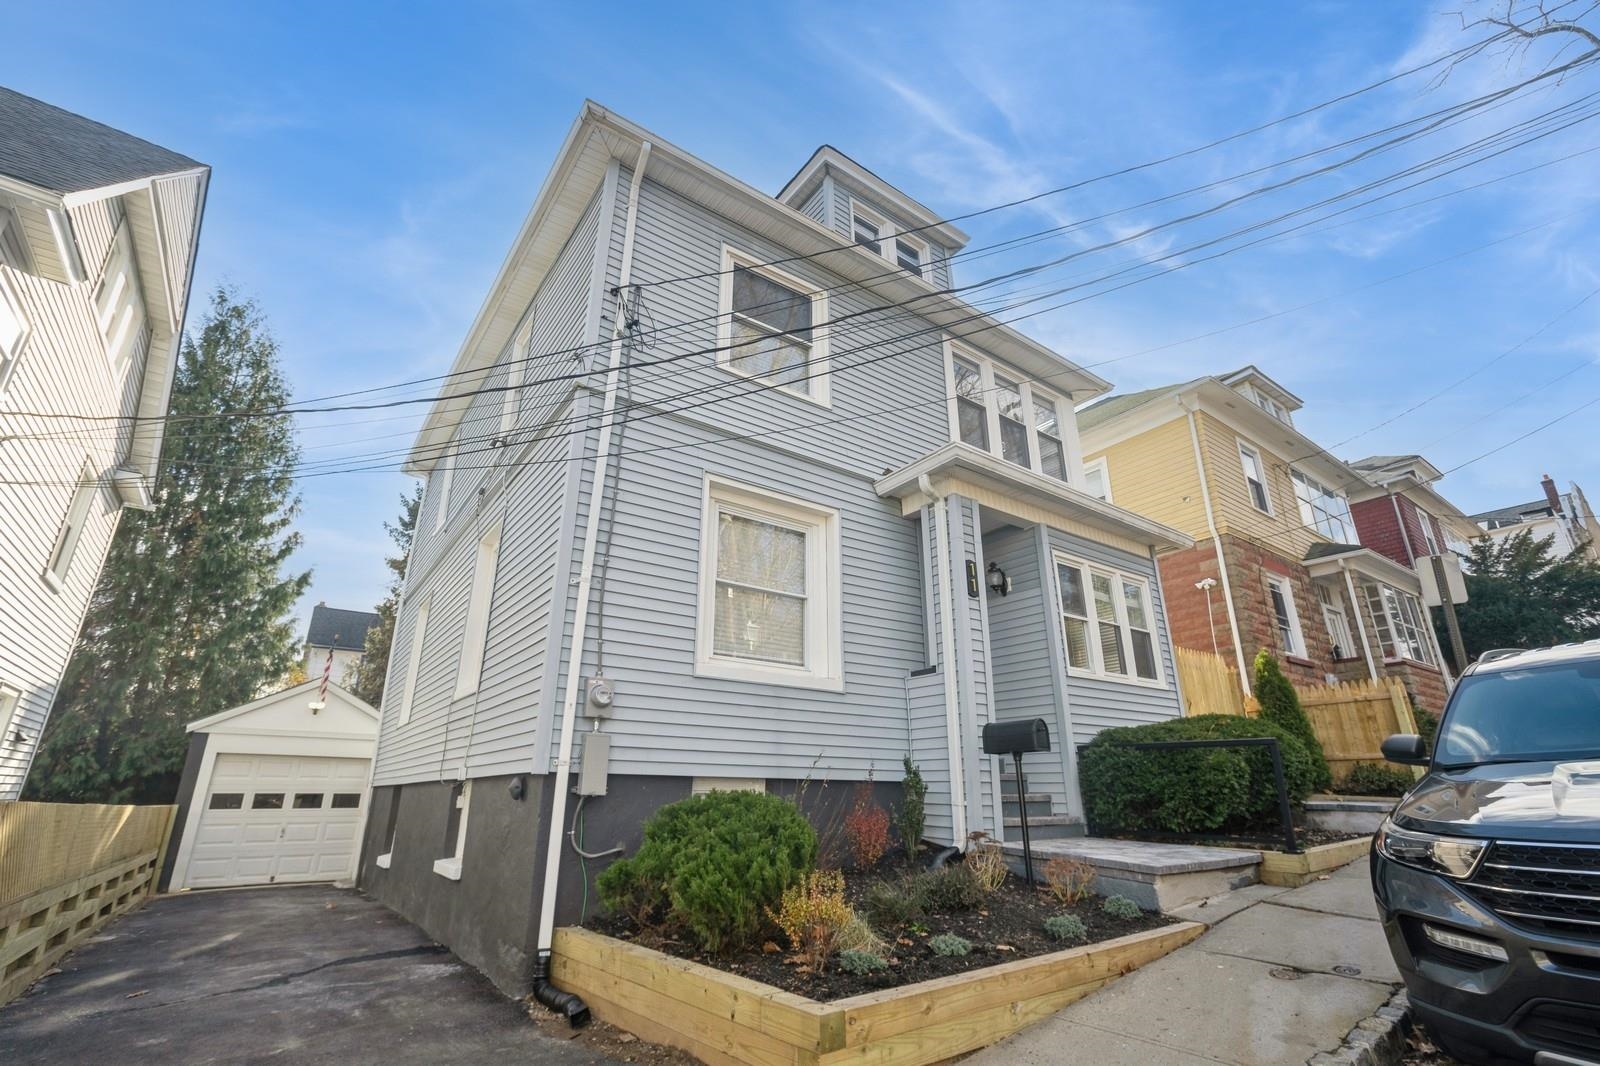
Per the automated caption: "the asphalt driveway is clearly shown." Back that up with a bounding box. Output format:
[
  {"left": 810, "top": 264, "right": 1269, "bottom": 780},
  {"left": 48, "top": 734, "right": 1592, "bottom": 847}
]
[{"left": 0, "top": 885, "right": 615, "bottom": 1065}]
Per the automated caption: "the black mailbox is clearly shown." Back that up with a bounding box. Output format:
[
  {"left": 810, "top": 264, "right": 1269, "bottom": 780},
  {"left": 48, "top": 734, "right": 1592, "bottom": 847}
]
[{"left": 982, "top": 718, "right": 1050, "bottom": 755}]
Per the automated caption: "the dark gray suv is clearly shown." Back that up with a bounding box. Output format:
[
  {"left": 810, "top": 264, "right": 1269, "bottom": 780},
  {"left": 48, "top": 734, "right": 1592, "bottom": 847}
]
[{"left": 1372, "top": 642, "right": 1600, "bottom": 1065}]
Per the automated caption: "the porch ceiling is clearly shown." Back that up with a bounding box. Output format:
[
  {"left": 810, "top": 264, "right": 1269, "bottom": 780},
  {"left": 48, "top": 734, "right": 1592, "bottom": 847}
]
[
  {"left": 1303, "top": 544, "right": 1421, "bottom": 591},
  {"left": 874, "top": 441, "right": 1195, "bottom": 553}
]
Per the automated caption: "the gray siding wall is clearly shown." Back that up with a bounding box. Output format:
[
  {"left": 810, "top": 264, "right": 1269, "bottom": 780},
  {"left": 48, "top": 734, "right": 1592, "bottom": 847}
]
[
  {"left": 906, "top": 669, "right": 951, "bottom": 843},
  {"left": 0, "top": 197, "right": 154, "bottom": 799},
  {"left": 796, "top": 182, "right": 829, "bottom": 227}
]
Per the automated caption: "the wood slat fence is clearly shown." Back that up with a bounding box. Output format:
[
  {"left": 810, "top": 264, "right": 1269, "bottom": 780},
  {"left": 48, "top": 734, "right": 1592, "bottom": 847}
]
[
  {"left": 0, "top": 801, "right": 175, "bottom": 1006},
  {"left": 1174, "top": 647, "right": 1258, "bottom": 718}
]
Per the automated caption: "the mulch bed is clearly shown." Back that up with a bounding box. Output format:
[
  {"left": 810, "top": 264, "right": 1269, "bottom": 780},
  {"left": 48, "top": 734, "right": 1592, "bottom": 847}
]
[{"left": 586, "top": 866, "right": 1175, "bottom": 1002}]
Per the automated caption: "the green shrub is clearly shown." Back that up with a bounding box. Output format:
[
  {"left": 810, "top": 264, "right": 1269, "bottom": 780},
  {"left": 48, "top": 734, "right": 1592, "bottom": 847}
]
[
  {"left": 863, "top": 876, "right": 928, "bottom": 929},
  {"left": 1414, "top": 706, "right": 1439, "bottom": 751},
  {"left": 597, "top": 790, "right": 816, "bottom": 954},
  {"left": 895, "top": 756, "right": 927, "bottom": 855},
  {"left": 837, "top": 914, "right": 886, "bottom": 956},
  {"left": 837, "top": 950, "right": 890, "bottom": 975},
  {"left": 1079, "top": 714, "right": 1321, "bottom": 835},
  {"left": 928, "top": 933, "right": 971, "bottom": 957},
  {"left": 1102, "top": 895, "right": 1142, "bottom": 920},
  {"left": 1253, "top": 651, "right": 1332, "bottom": 790},
  {"left": 1042, "top": 914, "right": 1088, "bottom": 943},
  {"left": 1337, "top": 762, "right": 1416, "bottom": 797},
  {"left": 917, "top": 865, "right": 987, "bottom": 912}
]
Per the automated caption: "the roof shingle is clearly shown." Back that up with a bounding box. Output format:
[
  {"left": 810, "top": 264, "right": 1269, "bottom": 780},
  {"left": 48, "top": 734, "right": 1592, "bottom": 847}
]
[{"left": 0, "top": 85, "right": 201, "bottom": 194}]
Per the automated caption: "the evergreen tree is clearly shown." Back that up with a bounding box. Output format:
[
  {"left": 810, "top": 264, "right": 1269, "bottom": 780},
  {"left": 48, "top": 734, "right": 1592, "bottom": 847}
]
[
  {"left": 347, "top": 485, "right": 421, "bottom": 709},
  {"left": 26, "top": 289, "right": 310, "bottom": 804},
  {"left": 1252, "top": 649, "right": 1331, "bottom": 790},
  {"left": 1443, "top": 529, "right": 1600, "bottom": 663}
]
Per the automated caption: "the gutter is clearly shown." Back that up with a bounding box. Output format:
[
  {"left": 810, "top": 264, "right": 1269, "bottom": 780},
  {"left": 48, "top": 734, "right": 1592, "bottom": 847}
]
[
  {"left": 531, "top": 139, "right": 652, "bottom": 1027},
  {"left": 1183, "top": 399, "right": 1251, "bottom": 695}
]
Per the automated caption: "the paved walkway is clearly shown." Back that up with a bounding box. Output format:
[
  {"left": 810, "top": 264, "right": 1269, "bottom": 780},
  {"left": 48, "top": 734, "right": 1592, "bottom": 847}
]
[
  {"left": 972, "top": 858, "right": 1399, "bottom": 1065},
  {"left": 0, "top": 885, "right": 615, "bottom": 1066}
]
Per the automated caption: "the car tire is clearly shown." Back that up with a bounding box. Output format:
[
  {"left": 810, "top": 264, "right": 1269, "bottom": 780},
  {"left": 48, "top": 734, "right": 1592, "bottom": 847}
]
[{"left": 1425, "top": 1025, "right": 1513, "bottom": 1066}]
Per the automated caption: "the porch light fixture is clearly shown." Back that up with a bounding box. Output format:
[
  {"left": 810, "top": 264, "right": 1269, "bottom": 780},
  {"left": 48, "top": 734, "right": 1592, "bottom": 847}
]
[{"left": 986, "top": 562, "right": 1010, "bottom": 597}]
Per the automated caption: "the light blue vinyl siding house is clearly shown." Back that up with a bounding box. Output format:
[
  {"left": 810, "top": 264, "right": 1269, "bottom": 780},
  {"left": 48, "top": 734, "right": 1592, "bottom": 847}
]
[{"left": 357, "top": 102, "right": 1192, "bottom": 997}]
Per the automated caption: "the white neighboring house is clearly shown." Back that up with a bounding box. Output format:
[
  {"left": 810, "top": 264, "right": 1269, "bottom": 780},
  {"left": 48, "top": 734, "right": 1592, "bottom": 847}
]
[
  {"left": 160, "top": 679, "right": 379, "bottom": 892},
  {"left": 0, "top": 86, "right": 208, "bottom": 800},
  {"left": 1472, "top": 475, "right": 1600, "bottom": 564},
  {"left": 302, "top": 603, "right": 381, "bottom": 684}
]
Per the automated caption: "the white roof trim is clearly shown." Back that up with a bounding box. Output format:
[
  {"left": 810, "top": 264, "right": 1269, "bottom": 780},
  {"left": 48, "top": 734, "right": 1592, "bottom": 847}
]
[
  {"left": 1304, "top": 545, "right": 1422, "bottom": 590},
  {"left": 186, "top": 679, "right": 380, "bottom": 733}
]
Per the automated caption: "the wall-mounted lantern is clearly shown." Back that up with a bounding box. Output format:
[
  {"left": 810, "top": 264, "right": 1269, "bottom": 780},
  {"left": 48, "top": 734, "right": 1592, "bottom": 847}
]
[{"left": 986, "top": 562, "right": 1010, "bottom": 597}]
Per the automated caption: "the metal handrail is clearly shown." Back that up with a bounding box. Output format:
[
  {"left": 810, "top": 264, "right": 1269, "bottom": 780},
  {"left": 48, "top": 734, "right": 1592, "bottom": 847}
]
[{"left": 1077, "top": 736, "right": 1299, "bottom": 854}]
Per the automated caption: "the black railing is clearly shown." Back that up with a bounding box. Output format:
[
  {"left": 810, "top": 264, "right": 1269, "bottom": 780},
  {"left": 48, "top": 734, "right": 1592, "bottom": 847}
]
[{"left": 1075, "top": 737, "right": 1299, "bottom": 854}]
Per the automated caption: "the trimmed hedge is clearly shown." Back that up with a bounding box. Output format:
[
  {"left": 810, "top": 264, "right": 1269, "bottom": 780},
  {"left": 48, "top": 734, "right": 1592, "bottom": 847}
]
[
  {"left": 596, "top": 790, "right": 816, "bottom": 954},
  {"left": 1253, "top": 651, "right": 1332, "bottom": 790},
  {"left": 1079, "top": 714, "right": 1321, "bottom": 834}
]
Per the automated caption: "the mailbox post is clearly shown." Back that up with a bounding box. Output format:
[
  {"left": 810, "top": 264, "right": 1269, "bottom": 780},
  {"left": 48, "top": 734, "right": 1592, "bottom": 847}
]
[{"left": 981, "top": 719, "right": 1051, "bottom": 886}]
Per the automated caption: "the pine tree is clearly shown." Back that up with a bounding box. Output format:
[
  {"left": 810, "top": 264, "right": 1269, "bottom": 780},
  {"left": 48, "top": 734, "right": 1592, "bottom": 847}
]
[
  {"left": 1444, "top": 529, "right": 1600, "bottom": 662},
  {"left": 347, "top": 485, "right": 421, "bottom": 709},
  {"left": 1252, "top": 649, "right": 1332, "bottom": 790},
  {"left": 25, "top": 289, "right": 310, "bottom": 804}
]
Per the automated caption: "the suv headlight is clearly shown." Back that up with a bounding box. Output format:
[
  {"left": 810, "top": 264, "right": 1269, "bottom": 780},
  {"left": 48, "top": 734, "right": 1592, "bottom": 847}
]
[{"left": 1375, "top": 819, "right": 1487, "bottom": 879}]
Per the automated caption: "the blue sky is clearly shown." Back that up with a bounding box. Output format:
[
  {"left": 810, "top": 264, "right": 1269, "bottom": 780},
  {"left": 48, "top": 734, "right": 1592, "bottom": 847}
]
[{"left": 10, "top": 2, "right": 1600, "bottom": 633}]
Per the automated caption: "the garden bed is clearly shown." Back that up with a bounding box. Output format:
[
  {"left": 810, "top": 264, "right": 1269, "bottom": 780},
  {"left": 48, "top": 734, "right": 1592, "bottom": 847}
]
[
  {"left": 552, "top": 920, "right": 1204, "bottom": 1066},
  {"left": 588, "top": 868, "right": 1176, "bottom": 1000},
  {"left": 1249, "top": 834, "right": 1373, "bottom": 886}
]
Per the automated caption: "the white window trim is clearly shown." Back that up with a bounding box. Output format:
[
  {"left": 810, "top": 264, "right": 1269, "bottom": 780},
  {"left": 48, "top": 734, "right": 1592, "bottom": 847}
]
[
  {"left": 1317, "top": 585, "right": 1357, "bottom": 661},
  {"left": 0, "top": 271, "right": 29, "bottom": 396},
  {"left": 94, "top": 225, "right": 144, "bottom": 374},
  {"left": 500, "top": 325, "right": 528, "bottom": 444},
  {"left": 43, "top": 460, "right": 99, "bottom": 593},
  {"left": 1082, "top": 457, "right": 1112, "bottom": 502},
  {"left": 694, "top": 475, "right": 843, "bottom": 691},
  {"left": 431, "top": 444, "right": 454, "bottom": 534},
  {"left": 943, "top": 341, "right": 1076, "bottom": 485},
  {"left": 1363, "top": 582, "right": 1437, "bottom": 667},
  {"left": 1051, "top": 551, "right": 1167, "bottom": 688},
  {"left": 454, "top": 524, "right": 502, "bottom": 700},
  {"left": 1238, "top": 439, "right": 1273, "bottom": 515},
  {"left": 849, "top": 199, "right": 931, "bottom": 279},
  {"left": 0, "top": 684, "right": 22, "bottom": 746},
  {"left": 1265, "top": 574, "right": 1307, "bottom": 659},
  {"left": 715, "top": 246, "right": 831, "bottom": 407},
  {"left": 397, "top": 598, "right": 430, "bottom": 726},
  {"left": 1416, "top": 506, "right": 1441, "bottom": 556},
  {"left": 1291, "top": 468, "right": 1355, "bottom": 543},
  {"left": 433, "top": 781, "right": 470, "bottom": 881}
]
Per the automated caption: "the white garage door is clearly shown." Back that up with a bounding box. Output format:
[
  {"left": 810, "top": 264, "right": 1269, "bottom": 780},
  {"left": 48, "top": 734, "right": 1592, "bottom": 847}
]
[{"left": 185, "top": 754, "right": 369, "bottom": 889}]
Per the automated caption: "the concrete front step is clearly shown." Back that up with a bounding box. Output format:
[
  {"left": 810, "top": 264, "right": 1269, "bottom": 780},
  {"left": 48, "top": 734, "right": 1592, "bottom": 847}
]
[
  {"left": 1303, "top": 794, "right": 1395, "bottom": 834},
  {"left": 1001, "top": 794, "right": 1054, "bottom": 819},
  {"left": 1001, "top": 813, "right": 1084, "bottom": 840},
  {"left": 998, "top": 836, "right": 1262, "bottom": 911}
]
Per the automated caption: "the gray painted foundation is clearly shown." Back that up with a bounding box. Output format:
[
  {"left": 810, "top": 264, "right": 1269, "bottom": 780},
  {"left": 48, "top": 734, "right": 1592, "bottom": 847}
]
[{"left": 157, "top": 732, "right": 209, "bottom": 892}]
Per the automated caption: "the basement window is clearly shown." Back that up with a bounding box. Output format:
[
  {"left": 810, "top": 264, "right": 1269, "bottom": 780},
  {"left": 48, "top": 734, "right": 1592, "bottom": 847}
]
[
  {"left": 433, "top": 782, "right": 470, "bottom": 881},
  {"left": 376, "top": 788, "right": 401, "bottom": 870}
]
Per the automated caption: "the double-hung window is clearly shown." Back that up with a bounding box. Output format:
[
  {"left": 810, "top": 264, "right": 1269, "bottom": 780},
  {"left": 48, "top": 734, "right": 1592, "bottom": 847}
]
[
  {"left": 44, "top": 460, "right": 98, "bottom": 591},
  {"left": 1316, "top": 585, "right": 1355, "bottom": 660},
  {"left": 1082, "top": 457, "right": 1111, "bottom": 502},
  {"left": 1362, "top": 582, "right": 1436, "bottom": 665},
  {"left": 397, "top": 598, "right": 430, "bottom": 726},
  {"left": 1054, "top": 555, "right": 1161, "bottom": 683},
  {"left": 94, "top": 227, "right": 144, "bottom": 373},
  {"left": 718, "top": 249, "right": 828, "bottom": 404},
  {"left": 1291, "top": 469, "right": 1355, "bottom": 542},
  {"left": 696, "top": 477, "right": 841, "bottom": 690},
  {"left": 1416, "top": 507, "right": 1441, "bottom": 556},
  {"left": 946, "top": 345, "right": 1074, "bottom": 485},
  {"left": 850, "top": 200, "right": 929, "bottom": 279},
  {"left": 454, "top": 524, "right": 501, "bottom": 700},
  {"left": 851, "top": 205, "right": 884, "bottom": 255},
  {"left": 431, "top": 443, "right": 455, "bottom": 534},
  {"left": 0, "top": 270, "right": 28, "bottom": 394},
  {"left": 1265, "top": 575, "right": 1305, "bottom": 658},
  {"left": 894, "top": 235, "right": 927, "bottom": 275},
  {"left": 1238, "top": 441, "right": 1272, "bottom": 514}
]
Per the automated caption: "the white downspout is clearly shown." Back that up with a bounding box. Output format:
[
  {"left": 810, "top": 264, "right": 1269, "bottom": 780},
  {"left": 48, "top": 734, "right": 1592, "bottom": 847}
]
[
  {"left": 921, "top": 474, "right": 969, "bottom": 846},
  {"left": 535, "top": 141, "right": 651, "bottom": 963},
  {"left": 1341, "top": 561, "right": 1380, "bottom": 681},
  {"left": 1184, "top": 400, "right": 1250, "bottom": 695}
]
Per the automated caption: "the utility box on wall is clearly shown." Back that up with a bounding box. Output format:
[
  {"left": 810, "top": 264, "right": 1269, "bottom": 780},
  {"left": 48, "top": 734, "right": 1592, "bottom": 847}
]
[{"left": 576, "top": 733, "right": 610, "bottom": 797}]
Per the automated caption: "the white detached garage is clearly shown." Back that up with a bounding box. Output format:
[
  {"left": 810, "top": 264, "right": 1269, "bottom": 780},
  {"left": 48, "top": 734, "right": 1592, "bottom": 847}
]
[{"left": 164, "top": 680, "right": 379, "bottom": 892}]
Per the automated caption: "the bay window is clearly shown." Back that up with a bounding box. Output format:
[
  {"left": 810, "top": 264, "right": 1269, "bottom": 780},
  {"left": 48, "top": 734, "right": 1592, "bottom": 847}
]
[
  {"left": 945, "top": 344, "right": 1075, "bottom": 485},
  {"left": 718, "top": 248, "right": 829, "bottom": 403},
  {"left": 1291, "top": 469, "right": 1355, "bottom": 543},
  {"left": 1362, "top": 582, "right": 1436, "bottom": 665},
  {"left": 1054, "top": 555, "right": 1161, "bottom": 683},
  {"left": 696, "top": 477, "right": 841, "bottom": 689}
]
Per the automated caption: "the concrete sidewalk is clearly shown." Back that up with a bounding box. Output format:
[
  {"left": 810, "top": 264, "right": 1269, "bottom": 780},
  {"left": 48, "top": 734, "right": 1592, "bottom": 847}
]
[{"left": 972, "top": 858, "right": 1399, "bottom": 1065}]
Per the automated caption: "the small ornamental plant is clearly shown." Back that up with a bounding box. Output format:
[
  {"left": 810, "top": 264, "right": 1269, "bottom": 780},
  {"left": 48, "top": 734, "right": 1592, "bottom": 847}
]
[
  {"left": 928, "top": 933, "right": 972, "bottom": 957},
  {"left": 1042, "top": 914, "right": 1088, "bottom": 943},
  {"left": 837, "top": 950, "right": 890, "bottom": 975},
  {"left": 844, "top": 781, "right": 891, "bottom": 869},
  {"left": 965, "top": 833, "right": 1009, "bottom": 894},
  {"left": 1102, "top": 894, "right": 1143, "bottom": 920},
  {"left": 919, "top": 864, "right": 986, "bottom": 911},
  {"left": 895, "top": 756, "right": 928, "bottom": 855},
  {"left": 1042, "top": 856, "right": 1096, "bottom": 906},
  {"left": 863, "top": 876, "right": 928, "bottom": 929},
  {"left": 770, "top": 869, "right": 853, "bottom": 973}
]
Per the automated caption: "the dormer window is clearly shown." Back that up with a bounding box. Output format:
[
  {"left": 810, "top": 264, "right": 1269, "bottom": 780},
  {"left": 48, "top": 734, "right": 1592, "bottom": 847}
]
[
  {"left": 850, "top": 200, "right": 928, "bottom": 278},
  {"left": 1238, "top": 382, "right": 1291, "bottom": 424},
  {"left": 945, "top": 343, "right": 1073, "bottom": 484}
]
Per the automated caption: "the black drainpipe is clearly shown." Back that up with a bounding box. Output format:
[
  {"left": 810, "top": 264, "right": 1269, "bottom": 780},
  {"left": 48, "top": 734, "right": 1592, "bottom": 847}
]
[{"left": 531, "top": 950, "right": 590, "bottom": 1027}]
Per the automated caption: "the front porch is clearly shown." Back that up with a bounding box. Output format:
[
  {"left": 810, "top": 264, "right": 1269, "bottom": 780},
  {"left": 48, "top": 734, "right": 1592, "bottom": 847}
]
[{"left": 877, "top": 442, "right": 1194, "bottom": 851}]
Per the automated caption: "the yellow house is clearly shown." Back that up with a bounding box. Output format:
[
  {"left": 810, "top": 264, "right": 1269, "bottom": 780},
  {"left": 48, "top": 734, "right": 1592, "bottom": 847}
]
[{"left": 1078, "top": 366, "right": 1451, "bottom": 711}]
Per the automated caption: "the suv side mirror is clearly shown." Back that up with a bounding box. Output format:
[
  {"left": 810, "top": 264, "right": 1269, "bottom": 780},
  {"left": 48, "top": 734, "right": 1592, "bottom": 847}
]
[{"left": 1381, "top": 733, "right": 1429, "bottom": 766}]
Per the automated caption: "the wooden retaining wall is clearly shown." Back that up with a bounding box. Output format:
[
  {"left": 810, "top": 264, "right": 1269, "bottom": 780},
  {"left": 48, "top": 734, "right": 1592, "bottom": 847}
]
[
  {"left": 553, "top": 922, "right": 1205, "bottom": 1066},
  {"left": 0, "top": 801, "right": 176, "bottom": 1005}
]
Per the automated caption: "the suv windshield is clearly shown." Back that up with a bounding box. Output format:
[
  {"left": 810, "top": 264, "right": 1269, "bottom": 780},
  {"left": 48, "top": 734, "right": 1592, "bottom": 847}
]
[{"left": 1436, "top": 660, "right": 1600, "bottom": 768}]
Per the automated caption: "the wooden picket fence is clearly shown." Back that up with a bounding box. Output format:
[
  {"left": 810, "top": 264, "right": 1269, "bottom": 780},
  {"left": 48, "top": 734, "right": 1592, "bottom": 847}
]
[
  {"left": 0, "top": 801, "right": 176, "bottom": 1006},
  {"left": 1176, "top": 649, "right": 1418, "bottom": 781}
]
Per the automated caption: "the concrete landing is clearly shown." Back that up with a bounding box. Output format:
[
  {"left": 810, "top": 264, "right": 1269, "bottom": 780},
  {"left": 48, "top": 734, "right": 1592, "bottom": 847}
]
[
  {"left": 969, "top": 857, "right": 1399, "bottom": 1066},
  {"left": 1000, "top": 836, "right": 1262, "bottom": 911},
  {"left": 1303, "top": 795, "right": 1394, "bottom": 834}
]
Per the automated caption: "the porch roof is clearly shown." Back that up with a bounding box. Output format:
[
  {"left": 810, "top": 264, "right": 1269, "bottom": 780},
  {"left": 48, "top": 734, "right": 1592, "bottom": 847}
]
[
  {"left": 1302, "top": 543, "right": 1421, "bottom": 591},
  {"left": 874, "top": 442, "right": 1195, "bottom": 553}
]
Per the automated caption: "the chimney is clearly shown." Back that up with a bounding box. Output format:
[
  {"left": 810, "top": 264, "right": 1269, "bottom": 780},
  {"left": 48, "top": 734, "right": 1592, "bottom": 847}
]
[{"left": 1542, "top": 474, "right": 1563, "bottom": 514}]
